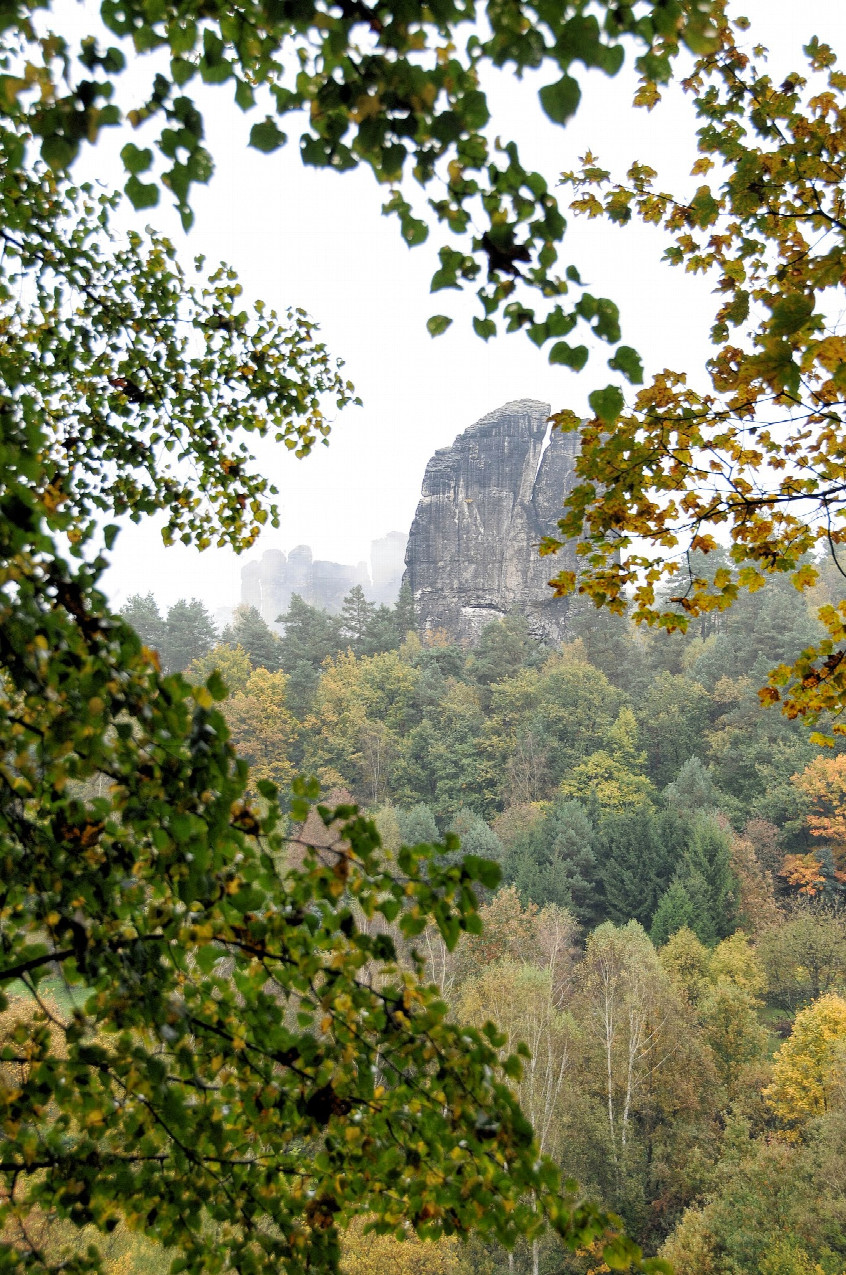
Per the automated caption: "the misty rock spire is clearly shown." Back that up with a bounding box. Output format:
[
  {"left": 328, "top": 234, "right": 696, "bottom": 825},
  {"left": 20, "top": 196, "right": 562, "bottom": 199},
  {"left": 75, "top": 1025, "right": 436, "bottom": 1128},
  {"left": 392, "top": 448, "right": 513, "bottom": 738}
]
[{"left": 403, "top": 399, "right": 579, "bottom": 644}]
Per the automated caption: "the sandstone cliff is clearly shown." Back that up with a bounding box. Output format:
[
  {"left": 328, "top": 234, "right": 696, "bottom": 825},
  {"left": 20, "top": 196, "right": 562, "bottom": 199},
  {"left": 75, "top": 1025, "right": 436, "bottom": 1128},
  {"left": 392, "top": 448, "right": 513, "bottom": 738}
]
[{"left": 403, "top": 399, "right": 578, "bottom": 644}]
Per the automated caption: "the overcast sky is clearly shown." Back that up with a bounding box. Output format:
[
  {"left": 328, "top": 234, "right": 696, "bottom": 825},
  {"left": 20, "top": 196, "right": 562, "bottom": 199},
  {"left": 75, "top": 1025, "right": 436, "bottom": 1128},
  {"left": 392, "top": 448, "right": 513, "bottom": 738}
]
[{"left": 91, "top": 0, "right": 843, "bottom": 614}]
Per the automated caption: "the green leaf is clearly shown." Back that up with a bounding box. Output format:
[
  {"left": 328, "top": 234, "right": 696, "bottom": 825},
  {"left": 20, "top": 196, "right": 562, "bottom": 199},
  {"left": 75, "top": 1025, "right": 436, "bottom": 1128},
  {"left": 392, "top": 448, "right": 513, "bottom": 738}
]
[
  {"left": 206, "top": 670, "right": 227, "bottom": 701},
  {"left": 125, "top": 175, "right": 159, "bottom": 209},
  {"left": 549, "top": 341, "right": 588, "bottom": 370},
  {"left": 588, "top": 384, "right": 625, "bottom": 423},
  {"left": 608, "top": 344, "right": 644, "bottom": 384},
  {"left": 249, "top": 118, "right": 287, "bottom": 153},
  {"left": 463, "top": 855, "right": 501, "bottom": 889},
  {"left": 103, "top": 524, "right": 119, "bottom": 551},
  {"left": 235, "top": 78, "right": 255, "bottom": 111},
  {"left": 401, "top": 216, "right": 428, "bottom": 247},
  {"left": 539, "top": 75, "right": 581, "bottom": 125},
  {"left": 473, "top": 316, "right": 496, "bottom": 341},
  {"left": 120, "top": 142, "right": 153, "bottom": 174},
  {"left": 427, "top": 314, "right": 453, "bottom": 337},
  {"left": 770, "top": 293, "right": 814, "bottom": 336},
  {"left": 41, "top": 135, "right": 77, "bottom": 171}
]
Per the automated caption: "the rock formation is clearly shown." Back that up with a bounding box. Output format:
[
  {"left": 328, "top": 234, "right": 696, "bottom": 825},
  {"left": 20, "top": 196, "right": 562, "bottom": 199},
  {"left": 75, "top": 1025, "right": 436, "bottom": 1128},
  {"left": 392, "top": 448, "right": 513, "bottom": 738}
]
[
  {"left": 242, "top": 533, "right": 407, "bottom": 623},
  {"left": 403, "top": 399, "right": 578, "bottom": 644}
]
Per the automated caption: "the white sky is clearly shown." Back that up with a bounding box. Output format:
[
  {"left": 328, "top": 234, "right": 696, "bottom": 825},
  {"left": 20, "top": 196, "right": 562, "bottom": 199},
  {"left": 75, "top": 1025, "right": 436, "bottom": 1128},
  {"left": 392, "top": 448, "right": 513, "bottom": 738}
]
[{"left": 93, "top": 0, "right": 844, "bottom": 613}]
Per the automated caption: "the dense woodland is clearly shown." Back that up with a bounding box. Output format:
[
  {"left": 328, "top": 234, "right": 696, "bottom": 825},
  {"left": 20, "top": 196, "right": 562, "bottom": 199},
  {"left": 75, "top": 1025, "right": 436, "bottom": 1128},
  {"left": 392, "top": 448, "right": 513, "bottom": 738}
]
[{"left": 121, "top": 558, "right": 846, "bottom": 1275}]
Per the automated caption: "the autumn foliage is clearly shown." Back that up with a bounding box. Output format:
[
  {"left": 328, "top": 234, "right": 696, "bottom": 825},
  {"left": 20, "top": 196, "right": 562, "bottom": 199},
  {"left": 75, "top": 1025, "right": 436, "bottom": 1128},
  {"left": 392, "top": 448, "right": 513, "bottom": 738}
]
[{"left": 794, "top": 755, "right": 846, "bottom": 869}]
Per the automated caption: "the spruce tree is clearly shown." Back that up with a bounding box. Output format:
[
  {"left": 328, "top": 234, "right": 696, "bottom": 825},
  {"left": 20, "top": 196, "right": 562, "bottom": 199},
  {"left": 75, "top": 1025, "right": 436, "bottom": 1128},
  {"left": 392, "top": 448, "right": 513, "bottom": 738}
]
[
  {"left": 650, "top": 880, "right": 696, "bottom": 947},
  {"left": 394, "top": 582, "right": 416, "bottom": 640},
  {"left": 226, "top": 605, "right": 282, "bottom": 671},
  {"left": 340, "top": 584, "right": 376, "bottom": 654},
  {"left": 398, "top": 804, "right": 440, "bottom": 846},
  {"left": 121, "top": 593, "right": 167, "bottom": 653},
  {"left": 161, "top": 598, "right": 218, "bottom": 672}
]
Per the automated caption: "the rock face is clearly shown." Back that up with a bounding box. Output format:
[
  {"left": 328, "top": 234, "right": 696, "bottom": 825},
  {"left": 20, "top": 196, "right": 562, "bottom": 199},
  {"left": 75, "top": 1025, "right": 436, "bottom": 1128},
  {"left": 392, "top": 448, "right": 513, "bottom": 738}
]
[
  {"left": 403, "top": 399, "right": 578, "bottom": 644},
  {"left": 242, "top": 534, "right": 407, "bottom": 624}
]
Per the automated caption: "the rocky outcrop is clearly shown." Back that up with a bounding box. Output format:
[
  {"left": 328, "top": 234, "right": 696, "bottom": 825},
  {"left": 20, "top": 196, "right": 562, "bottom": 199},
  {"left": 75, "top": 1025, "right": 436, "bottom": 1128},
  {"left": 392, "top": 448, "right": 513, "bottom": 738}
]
[
  {"left": 242, "top": 534, "right": 407, "bottom": 623},
  {"left": 403, "top": 399, "right": 578, "bottom": 644}
]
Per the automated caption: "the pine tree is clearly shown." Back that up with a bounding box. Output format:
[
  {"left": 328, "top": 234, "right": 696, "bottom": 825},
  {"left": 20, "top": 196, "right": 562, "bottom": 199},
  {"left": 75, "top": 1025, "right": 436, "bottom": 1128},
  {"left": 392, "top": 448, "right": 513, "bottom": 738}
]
[
  {"left": 393, "top": 582, "right": 416, "bottom": 640},
  {"left": 276, "top": 594, "right": 343, "bottom": 716},
  {"left": 398, "top": 804, "right": 440, "bottom": 845},
  {"left": 340, "top": 585, "right": 376, "bottom": 654},
  {"left": 121, "top": 593, "right": 166, "bottom": 653},
  {"left": 226, "top": 605, "right": 282, "bottom": 671},
  {"left": 664, "top": 756, "right": 722, "bottom": 813},
  {"left": 650, "top": 880, "right": 695, "bottom": 947},
  {"left": 161, "top": 598, "right": 218, "bottom": 672}
]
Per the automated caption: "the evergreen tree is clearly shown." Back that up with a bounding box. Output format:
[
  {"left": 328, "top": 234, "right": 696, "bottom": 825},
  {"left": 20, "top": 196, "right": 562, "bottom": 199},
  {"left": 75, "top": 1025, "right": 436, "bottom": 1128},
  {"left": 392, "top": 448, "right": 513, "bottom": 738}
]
[
  {"left": 449, "top": 809, "right": 503, "bottom": 877},
  {"left": 470, "top": 613, "right": 540, "bottom": 702},
  {"left": 276, "top": 594, "right": 343, "bottom": 716},
  {"left": 678, "top": 815, "right": 737, "bottom": 942},
  {"left": 597, "top": 806, "right": 687, "bottom": 928},
  {"left": 503, "top": 799, "right": 600, "bottom": 922},
  {"left": 393, "top": 582, "right": 416, "bottom": 639},
  {"left": 225, "top": 605, "right": 282, "bottom": 671},
  {"left": 340, "top": 584, "right": 376, "bottom": 655},
  {"left": 121, "top": 592, "right": 167, "bottom": 653},
  {"left": 650, "top": 880, "right": 696, "bottom": 947},
  {"left": 665, "top": 757, "right": 722, "bottom": 814},
  {"left": 161, "top": 598, "right": 218, "bottom": 672},
  {"left": 398, "top": 804, "right": 440, "bottom": 845},
  {"left": 361, "top": 604, "right": 403, "bottom": 656}
]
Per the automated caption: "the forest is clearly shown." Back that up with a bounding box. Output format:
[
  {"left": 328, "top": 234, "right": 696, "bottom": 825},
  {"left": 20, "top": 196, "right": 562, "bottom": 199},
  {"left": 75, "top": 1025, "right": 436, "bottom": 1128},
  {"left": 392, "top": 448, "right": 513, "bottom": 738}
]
[
  {"left": 118, "top": 557, "right": 846, "bottom": 1275},
  {"left": 3, "top": 0, "right": 846, "bottom": 1270}
]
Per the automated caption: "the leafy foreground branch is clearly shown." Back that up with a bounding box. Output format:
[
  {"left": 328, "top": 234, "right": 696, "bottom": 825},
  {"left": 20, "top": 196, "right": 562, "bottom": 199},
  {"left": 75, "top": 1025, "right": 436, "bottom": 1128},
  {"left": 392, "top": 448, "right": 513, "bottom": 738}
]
[{"left": 542, "top": 17, "right": 846, "bottom": 734}]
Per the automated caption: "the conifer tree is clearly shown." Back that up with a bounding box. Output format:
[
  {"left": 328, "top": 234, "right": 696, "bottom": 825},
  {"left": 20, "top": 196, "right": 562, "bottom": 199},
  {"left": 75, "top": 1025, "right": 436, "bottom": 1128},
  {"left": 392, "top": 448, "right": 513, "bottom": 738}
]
[
  {"left": 121, "top": 592, "right": 167, "bottom": 653},
  {"left": 161, "top": 598, "right": 218, "bottom": 672},
  {"left": 225, "top": 604, "right": 282, "bottom": 671},
  {"left": 340, "top": 584, "right": 376, "bottom": 654}
]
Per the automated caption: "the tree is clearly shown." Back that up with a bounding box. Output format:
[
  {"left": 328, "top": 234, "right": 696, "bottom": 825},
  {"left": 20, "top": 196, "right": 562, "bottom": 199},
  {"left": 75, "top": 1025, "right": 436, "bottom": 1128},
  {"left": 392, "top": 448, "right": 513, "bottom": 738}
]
[
  {"left": 576, "top": 922, "right": 685, "bottom": 1209},
  {"left": 120, "top": 593, "right": 167, "bottom": 653},
  {"left": 223, "top": 667, "right": 299, "bottom": 790},
  {"left": 393, "top": 584, "right": 416, "bottom": 642},
  {"left": 340, "top": 1216, "right": 468, "bottom": 1275},
  {"left": 186, "top": 642, "right": 252, "bottom": 696},
  {"left": 727, "top": 833, "right": 780, "bottom": 935},
  {"left": 469, "top": 614, "right": 540, "bottom": 705},
  {"left": 764, "top": 993, "right": 846, "bottom": 1133},
  {"left": 657, "top": 927, "right": 710, "bottom": 1007},
  {"left": 541, "top": 22, "right": 846, "bottom": 734},
  {"left": 700, "top": 983, "right": 767, "bottom": 1103},
  {"left": 636, "top": 673, "right": 712, "bottom": 791},
  {"left": 596, "top": 806, "right": 685, "bottom": 928},
  {"left": 503, "top": 799, "right": 600, "bottom": 924},
  {"left": 460, "top": 962, "right": 574, "bottom": 1275},
  {"left": 399, "top": 804, "right": 440, "bottom": 847},
  {"left": 663, "top": 758, "right": 721, "bottom": 815},
  {"left": 161, "top": 597, "right": 218, "bottom": 672},
  {"left": 276, "top": 594, "right": 344, "bottom": 716},
  {"left": 759, "top": 910, "right": 846, "bottom": 1012},
  {"left": 650, "top": 881, "right": 695, "bottom": 948},
  {"left": 793, "top": 755, "right": 846, "bottom": 870},
  {"left": 225, "top": 604, "right": 283, "bottom": 671},
  {"left": 340, "top": 586, "right": 377, "bottom": 655}
]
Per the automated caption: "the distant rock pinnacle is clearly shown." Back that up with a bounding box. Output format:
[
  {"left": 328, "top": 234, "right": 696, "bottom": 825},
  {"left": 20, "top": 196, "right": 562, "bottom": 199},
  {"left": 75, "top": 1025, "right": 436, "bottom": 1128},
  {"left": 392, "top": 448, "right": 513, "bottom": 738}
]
[{"left": 403, "top": 399, "right": 578, "bottom": 644}]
